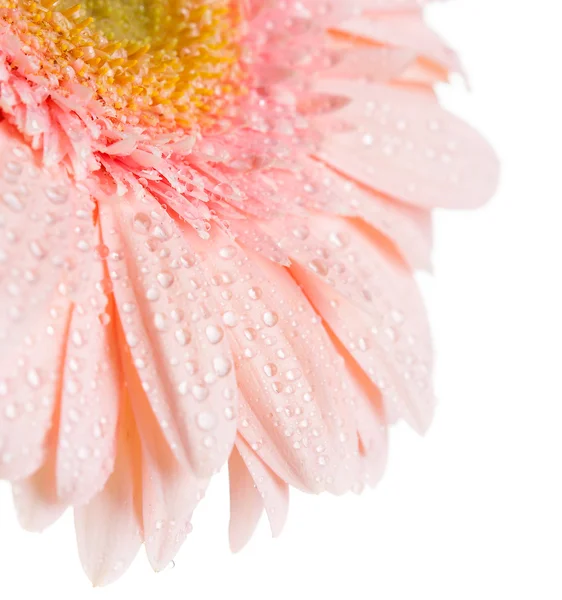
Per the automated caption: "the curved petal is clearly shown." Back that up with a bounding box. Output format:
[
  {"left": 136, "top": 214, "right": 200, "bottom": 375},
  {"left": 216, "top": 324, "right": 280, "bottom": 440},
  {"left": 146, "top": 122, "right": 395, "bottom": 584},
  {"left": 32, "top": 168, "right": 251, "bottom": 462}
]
[
  {"left": 228, "top": 442, "right": 263, "bottom": 552},
  {"left": 74, "top": 392, "right": 142, "bottom": 587},
  {"left": 272, "top": 214, "right": 434, "bottom": 431},
  {"left": 235, "top": 436, "right": 289, "bottom": 539},
  {"left": 313, "top": 81, "right": 499, "bottom": 209},
  {"left": 183, "top": 225, "right": 361, "bottom": 494},
  {"left": 292, "top": 158, "right": 433, "bottom": 269},
  {"left": 336, "top": 12, "right": 460, "bottom": 73},
  {"left": 0, "top": 122, "right": 100, "bottom": 480},
  {"left": 12, "top": 443, "right": 66, "bottom": 532},
  {"left": 98, "top": 196, "right": 238, "bottom": 477},
  {"left": 56, "top": 287, "right": 120, "bottom": 505},
  {"left": 0, "top": 298, "right": 71, "bottom": 480},
  {"left": 116, "top": 332, "right": 205, "bottom": 572},
  {"left": 323, "top": 43, "right": 416, "bottom": 82}
]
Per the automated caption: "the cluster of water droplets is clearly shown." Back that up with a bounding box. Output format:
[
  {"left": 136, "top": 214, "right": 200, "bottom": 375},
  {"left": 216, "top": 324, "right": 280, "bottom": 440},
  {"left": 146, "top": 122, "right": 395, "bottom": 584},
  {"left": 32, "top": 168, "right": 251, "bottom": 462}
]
[{"left": 0, "top": 126, "right": 104, "bottom": 476}]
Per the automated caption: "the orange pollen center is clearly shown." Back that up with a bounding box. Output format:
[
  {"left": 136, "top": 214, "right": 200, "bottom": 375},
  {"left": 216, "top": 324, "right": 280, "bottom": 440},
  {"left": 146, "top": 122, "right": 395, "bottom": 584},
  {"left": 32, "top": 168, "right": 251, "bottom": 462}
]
[{"left": 0, "top": 0, "right": 243, "bottom": 129}]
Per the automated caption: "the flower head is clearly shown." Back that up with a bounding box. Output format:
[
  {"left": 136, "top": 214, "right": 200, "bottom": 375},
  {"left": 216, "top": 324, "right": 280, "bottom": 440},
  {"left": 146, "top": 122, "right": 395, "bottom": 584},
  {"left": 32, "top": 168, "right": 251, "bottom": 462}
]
[{"left": 0, "top": 0, "right": 498, "bottom": 585}]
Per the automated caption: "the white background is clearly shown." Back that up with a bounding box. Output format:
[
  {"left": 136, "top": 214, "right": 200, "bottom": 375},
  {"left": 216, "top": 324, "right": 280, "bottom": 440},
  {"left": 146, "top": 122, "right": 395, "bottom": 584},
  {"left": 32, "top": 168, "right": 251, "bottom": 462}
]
[{"left": 1, "top": 1, "right": 561, "bottom": 597}]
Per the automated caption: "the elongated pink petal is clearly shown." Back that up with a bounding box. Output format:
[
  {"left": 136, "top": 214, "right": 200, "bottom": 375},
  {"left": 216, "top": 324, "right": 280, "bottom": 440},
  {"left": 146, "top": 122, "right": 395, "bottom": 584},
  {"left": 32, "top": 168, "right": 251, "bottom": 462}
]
[
  {"left": 313, "top": 81, "right": 499, "bottom": 209},
  {"left": 323, "top": 43, "right": 416, "bottom": 82},
  {"left": 74, "top": 394, "right": 142, "bottom": 587},
  {"left": 235, "top": 436, "right": 289, "bottom": 538},
  {"left": 290, "top": 157, "right": 433, "bottom": 269},
  {"left": 12, "top": 427, "right": 66, "bottom": 532},
  {"left": 0, "top": 299, "right": 70, "bottom": 480},
  {"left": 56, "top": 291, "right": 120, "bottom": 505},
  {"left": 117, "top": 335, "right": 205, "bottom": 572},
  {"left": 342, "top": 362, "right": 388, "bottom": 488},
  {"left": 141, "top": 455, "right": 201, "bottom": 572},
  {"left": 337, "top": 12, "right": 460, "bottom": 72},
  {"left": 0, "top": 122, "right": 100, "bottom": 480},
  {"left": 182, "top": 225, "right": 361, "bottom": 493},
  {"left": 98, "top": 198, "right": 238, "bottom": 477},
  {"left": 276, "top": 214, "right": 434, "bottom": 430},
  {"left": 12, "top": 462, "right": 67, "bottom": 532},
  {"left": 228, "top": 443, "right": 263, "bottom": 552},
  {"left": 228, "top": 435, "right": 290, "bottom": 552}
]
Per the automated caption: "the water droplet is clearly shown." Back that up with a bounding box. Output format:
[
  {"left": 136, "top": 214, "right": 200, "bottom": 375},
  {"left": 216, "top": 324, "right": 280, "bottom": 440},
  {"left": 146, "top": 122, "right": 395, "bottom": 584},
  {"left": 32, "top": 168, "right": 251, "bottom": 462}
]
[
  {"left": 29, "top": 240, "right": 46, "bottom": 259},
  {"left": 157, "top": 271, "right": 174, "bottom": 289},
  {"left": 292, "top": 225, "right": 310, "bottom": 240},
  {"left": 180, "top": 253, "right": 196, "bottom": 268},
  {"left": 222, "top": 311, "right": 238, "bottom": 327},
  {"left": 153, "top": 312, "right": 167, "bottom": 331},
  {"left": 244, "top": 327, "right": 257, "bottom": 341},
  {"left": 196, "top": 411, "right": 217, "bottom": 431},
  {"left": 71, "top": 330, "right": 84, "bottom": 347},
  {"left": 219, "top": 245, "right": 237, "bottom": 259},
  {"left": 205, "top": 324, "right": 224, "bottom": 344},
  {"left": 286, "top": 368, "right": 302, "bottom": 381},
  {"left": 126, "top": 332, "right": 139, "bottom": 347},
  {"left": 202, "top": 435, "right": 215, "bottom": 448},
  {"left": 146, "top": 287, "right": 160, "bottom": 301},
  {"left": 4, "top": 404, "right": 17, "bottom": 420},
  {"left": 152, "top": 225, "right": 169, "bottom": 241},
  {"left": 2, "top": 191, "right": 24, "bottom": 212},
  {"left": 77, "top": 446, "right": 91, "bottom": 460},
  {"left": 358, "top": 337, "right": 369, "bottom": 351},
  {"left": 133, "top": 212, "right": 152, "bottom": 234},
  {"left": 26, "top": 368, "right": 41, "bottom": 389},
  {"left": 263, "top": 363, "right": 277, "bottom": 377},
  {"left": 213, "top": 356, "right": 232, "bottom": 377},
  {"left": 262, "top": 311, "right": 278, "bottom": 327},
  {"left": 329, "top": 231, "right": 349, "bottom": 248},
  {"left": 248, "top": 286, "right": 262, "bottom": 300},
  {"left": 46, "top": 185, "right": 68, "bottom": 204},
  {"left": 308, "top": 258, "right": 328, "bottom": 276},
  {"left": 184, "top": 360, "right": 198, "bottom": 375},
  {"left": 192, "top": 384, "right": 209, "bottom": 401},
  {"left": 175, "top": 328, "right": 190, "bottom": 346}
]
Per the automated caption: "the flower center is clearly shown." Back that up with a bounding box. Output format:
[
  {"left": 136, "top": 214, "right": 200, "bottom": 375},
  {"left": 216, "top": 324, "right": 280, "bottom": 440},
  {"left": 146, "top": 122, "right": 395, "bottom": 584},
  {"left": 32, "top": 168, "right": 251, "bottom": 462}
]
[
  {"left": 1, "top": 0, "right": 241, "bottom": 129},
  {"left": 59, "top": 0, "right": 190, "bottom": 45}
]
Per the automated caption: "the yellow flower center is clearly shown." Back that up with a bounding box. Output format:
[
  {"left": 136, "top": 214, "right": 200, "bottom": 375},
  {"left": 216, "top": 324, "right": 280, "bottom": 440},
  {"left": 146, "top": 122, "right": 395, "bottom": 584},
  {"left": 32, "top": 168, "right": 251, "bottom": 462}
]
[{"left": 1, "top": 0, "right": 242, "bottom": 129}]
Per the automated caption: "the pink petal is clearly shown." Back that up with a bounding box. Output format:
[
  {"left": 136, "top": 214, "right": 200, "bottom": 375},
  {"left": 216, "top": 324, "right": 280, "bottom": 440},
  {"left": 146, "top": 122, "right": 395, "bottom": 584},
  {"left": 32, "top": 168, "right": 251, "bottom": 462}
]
[
  {"left": 119, "top": 344, "right": 204, "bottom": 572},
  {"left": 12, "top": 436, "right": 66, "bottom": 532},
  {"left": 292, "top": 157, "right": 433, "bottom": 270},
  {"left": 342, "top": 361, "right": 388, "bottom": 488},
  {"left": 323, "top": 43, "right": 416, "bottom": 82},
  {"left": 182, "top": 225, "right": 361, "bottom": 493},
  {"left": 228, "top": 435, "right": 290, "bottom": 553},
  {"left": 0, "top": 122, "right": 100, "bottom": 480},
  {"left": 274, "top": 214, "right": 434, "bottom": 431},
  {"left": 0, "top": 298, "right": 70, "bottom": 480},
  {"left": 313, "top": 81, "right": 499, "bottom": 209},
  {"left": 235, "top": 436, "right": 289, "bottom": 539},
  {"left": 98, "top": 198, "right": 238, "bottom": 477},
  {"left": 337, "top": 12, "right": 460, "bottom": 73},
  {"left": 74, "top": 396, "right": 142, "bottom": 587},
  {"left": 228, "top": 442, "right": 263, "bottom": 553},
  {"left": 56, "top": 288, "right": 120, "bottom": 505},
  {"left": 141, "top": 454, "right": 201, "bottom": 572}
]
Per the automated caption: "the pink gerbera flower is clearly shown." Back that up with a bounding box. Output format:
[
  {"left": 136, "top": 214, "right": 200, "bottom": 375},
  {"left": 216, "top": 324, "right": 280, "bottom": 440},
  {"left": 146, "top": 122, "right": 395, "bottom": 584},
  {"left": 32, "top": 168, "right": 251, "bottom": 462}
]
[{"left": 0, "top": 0, "right": 498, "bottom": 586}]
